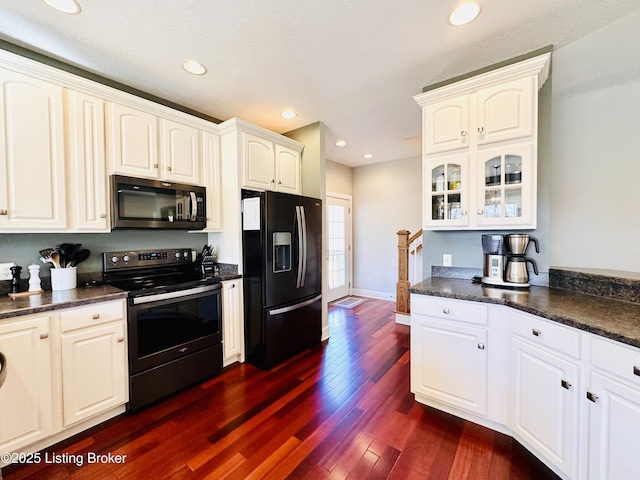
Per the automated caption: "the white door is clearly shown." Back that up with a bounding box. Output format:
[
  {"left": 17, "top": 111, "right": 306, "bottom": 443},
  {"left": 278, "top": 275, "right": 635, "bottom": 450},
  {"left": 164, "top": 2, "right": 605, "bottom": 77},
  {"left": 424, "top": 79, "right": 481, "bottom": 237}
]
[{"left": 326, "top": 193, "right": 352, "bottom": 302}]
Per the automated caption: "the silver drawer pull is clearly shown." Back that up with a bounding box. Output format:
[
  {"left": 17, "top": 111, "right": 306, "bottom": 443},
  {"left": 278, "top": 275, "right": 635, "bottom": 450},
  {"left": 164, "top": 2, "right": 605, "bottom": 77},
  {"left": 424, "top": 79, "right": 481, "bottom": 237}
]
[
  {"left": 634, "top": 366, "right": 640, "bottom": 377},
  {"left": 586, "top": 391, "right": 598, "bottom": 403},
  {"left": 117, "top": 337, "right": 125, "bottom": 343},
  {"left": 442, "top": 308, "right": 450, "bottom": 314},
  {"left": 477, "top": 343, "right": 485, "bottom": 350},
  {"left": 92, "top": 313, "right": 100, "bottom": 320},
  {"left": 532, "top": 328, "right": 542, "bottom": 337},
  {"left": 561, "top": 379, "right": 571, "bottom": 390},
  {"left": 40, "top": 333, "right": 49, "bottom": 340},
  {"left": 178, "top": 347, "right": 188, "bottom": 353}
]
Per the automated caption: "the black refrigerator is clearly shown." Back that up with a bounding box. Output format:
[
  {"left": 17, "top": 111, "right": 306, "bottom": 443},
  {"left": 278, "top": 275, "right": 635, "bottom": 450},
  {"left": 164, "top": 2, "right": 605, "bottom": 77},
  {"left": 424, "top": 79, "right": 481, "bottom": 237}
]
[{"left": 241, "top": 189, "right": 322, "bottom": 368}]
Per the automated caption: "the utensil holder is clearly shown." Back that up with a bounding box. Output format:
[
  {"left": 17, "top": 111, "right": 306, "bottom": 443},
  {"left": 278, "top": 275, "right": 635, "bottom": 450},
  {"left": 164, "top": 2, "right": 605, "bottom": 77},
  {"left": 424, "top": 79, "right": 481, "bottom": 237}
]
[{"left": 51, "top": 267, "right": 77, "bottom": 291}]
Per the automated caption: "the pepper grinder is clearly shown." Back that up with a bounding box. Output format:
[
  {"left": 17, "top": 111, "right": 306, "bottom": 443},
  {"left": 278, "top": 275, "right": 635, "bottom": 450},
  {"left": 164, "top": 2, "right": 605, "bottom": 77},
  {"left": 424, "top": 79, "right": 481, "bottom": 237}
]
[
  {"left": 28, "top": 264, "right": 42, "bottom": 292},
  {"left": 10, "top": 265, "right": 22, "bottom": 294}
]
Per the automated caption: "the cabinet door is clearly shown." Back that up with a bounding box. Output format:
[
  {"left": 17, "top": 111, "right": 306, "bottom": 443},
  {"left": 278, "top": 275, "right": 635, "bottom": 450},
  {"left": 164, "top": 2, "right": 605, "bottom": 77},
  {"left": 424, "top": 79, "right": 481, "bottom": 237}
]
[
  {"left": 202, "top": 130, "right": 222, "bottom": 230},
  {"left": 242, "top": 132, "right": 275, "bottom": 190},
  {"left": 60, "top": 322, "right": 127, "bottom": 427},
  {"left": 587, "top": 372, "right": 640, "bottom": 480},
  {"left": 0, "top": 70, "right": 66, "bottom": 230},
  {"left": 422, "top": 94, "right": 469, "bottom": 155},
  {"left": 476, "top": 143, "right": 535, "bottom": 228},
  {"left": 0, "top": 315, "right": 54, "bottom": 452},
  {"left": 107, "top": 102, "right": 158, "bottom": 179},
  {"left": 66, "top": 90, "right": 109, "bottom": 231},
  {"left": 160, "top": 118, "right": 200, "bottom": 184},
  {"left": 411, "top": 315, "right": 488, "bottom": 415},
  {"left": 477, "top": 77, "right": 534, "bottom": 145},
  {"left": 510, "top": 338, "right": 579, "bottom": 478},
  {"left": 423, "top": 152, "right": 469, "bottom": 229},
  {"left": 222, "top": 279, "right": 244, "bottom": 366},
  {"left": 274, "top": 144, "right": 300, "bottom": 194}
]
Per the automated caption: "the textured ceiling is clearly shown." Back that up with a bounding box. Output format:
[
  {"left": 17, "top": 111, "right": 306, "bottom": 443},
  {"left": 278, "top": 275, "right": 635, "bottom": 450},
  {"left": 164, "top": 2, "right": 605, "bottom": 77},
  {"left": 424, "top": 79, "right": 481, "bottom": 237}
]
[{"left": 0, "top": 0, "right": 638, "bottom": 167}]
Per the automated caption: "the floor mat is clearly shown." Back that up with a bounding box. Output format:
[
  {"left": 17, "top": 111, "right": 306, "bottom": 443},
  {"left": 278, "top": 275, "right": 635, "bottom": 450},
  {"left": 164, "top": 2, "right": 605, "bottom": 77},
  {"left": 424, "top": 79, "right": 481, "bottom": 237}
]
[{"left": 330, "top": 296, "right": 366, "bottom": 309}]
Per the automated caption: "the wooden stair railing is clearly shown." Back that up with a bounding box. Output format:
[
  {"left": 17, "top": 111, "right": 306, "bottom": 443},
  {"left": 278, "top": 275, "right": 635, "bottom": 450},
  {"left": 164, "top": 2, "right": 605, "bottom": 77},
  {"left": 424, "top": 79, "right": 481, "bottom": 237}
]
[{"left": 396, "top": 229, "right": 422, "bottom": 315}]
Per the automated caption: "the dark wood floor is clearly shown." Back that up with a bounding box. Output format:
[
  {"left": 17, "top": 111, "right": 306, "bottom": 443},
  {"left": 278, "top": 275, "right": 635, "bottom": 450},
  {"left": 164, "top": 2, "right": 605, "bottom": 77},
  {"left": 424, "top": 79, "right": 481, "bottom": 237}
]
[{"left": 3, "top": 298, "right": 559, "bottom": 479}]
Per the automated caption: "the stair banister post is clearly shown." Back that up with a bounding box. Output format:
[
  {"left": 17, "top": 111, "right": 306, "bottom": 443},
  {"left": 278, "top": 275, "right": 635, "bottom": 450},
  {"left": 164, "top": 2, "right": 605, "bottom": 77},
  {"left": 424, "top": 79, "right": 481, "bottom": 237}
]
[{"left": 396, "top": 229, "right": 411, "bottom": 315}]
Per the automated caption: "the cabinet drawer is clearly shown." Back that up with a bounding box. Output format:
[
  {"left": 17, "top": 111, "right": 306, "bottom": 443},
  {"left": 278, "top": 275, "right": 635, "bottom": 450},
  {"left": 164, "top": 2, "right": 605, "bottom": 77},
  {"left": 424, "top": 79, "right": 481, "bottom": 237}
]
[
  {"left": 511, "top": 311, "right": 581, "bottom": 359},
  {"left": 591, "top": 336, "right": 640, "bottom": 389},
  {"left": 411, "top": 295, "right": 488, "bottom": 325},
  {"left": 60, "top": 300, "right": 126, "bottom": 332}
]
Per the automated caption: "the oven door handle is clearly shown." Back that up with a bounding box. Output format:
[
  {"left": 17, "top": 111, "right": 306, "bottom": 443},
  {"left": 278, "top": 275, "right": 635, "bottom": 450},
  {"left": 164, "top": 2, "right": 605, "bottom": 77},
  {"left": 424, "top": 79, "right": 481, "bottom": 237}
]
[
  {"left": 132, "top": 284, "right": 220, "bottom": 304},
  {"left": 268, "top": 294, "right": 321, "bottom": 316}
]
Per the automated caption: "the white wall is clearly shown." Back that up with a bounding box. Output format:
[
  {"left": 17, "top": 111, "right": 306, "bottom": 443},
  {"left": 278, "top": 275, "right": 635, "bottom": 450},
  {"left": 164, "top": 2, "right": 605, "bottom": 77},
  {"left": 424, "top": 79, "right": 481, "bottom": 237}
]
[
  {"left": 326, "top": 159, "right": 353, "bottom": 195},
  {"left": 352, "top": 157, "right": 422, "bottom": 298}
]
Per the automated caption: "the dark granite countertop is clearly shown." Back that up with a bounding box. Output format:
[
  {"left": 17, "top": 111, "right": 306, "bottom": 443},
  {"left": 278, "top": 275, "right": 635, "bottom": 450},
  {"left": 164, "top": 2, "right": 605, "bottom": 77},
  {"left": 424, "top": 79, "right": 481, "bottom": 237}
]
[
  {"left": 410, "top": 277, "right": 640, "bottom": 349},
  {"left": 0, "top": 284, "right": 128, "bottom": 320}
]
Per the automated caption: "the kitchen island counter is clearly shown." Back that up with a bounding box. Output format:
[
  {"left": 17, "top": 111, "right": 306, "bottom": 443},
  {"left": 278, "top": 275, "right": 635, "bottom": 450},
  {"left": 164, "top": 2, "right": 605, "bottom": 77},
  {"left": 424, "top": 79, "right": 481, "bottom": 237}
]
[
  {"left": 410, "top": 276, "right": 640, "bottom": 349},
  {"left": 0, "top": 284, "right": 128, "bottom": 320}
]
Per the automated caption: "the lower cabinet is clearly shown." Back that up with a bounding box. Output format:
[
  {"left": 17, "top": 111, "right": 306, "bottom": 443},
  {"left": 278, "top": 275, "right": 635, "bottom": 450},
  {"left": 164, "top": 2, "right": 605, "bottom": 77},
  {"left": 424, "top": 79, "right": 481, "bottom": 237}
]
[
  {"left": 222, "top": 279, "right": 244, "bottom": 366},
  {"left": 510, "top": 337, "right": 580, "bottom": 478},
  {"left": 0, "top": 300, "right": 127, "bottom": 459},
  {"left": 586, "top": 336, "right": 640, "bottom": 480},
  {"left": 411, "top": 293, "right": 640, "bottom": 480},
  {"left": 412, "top": 315, "right": 488, "bottom": 415},
  {"left": 59, "top": 301, "right": 127, "bottom": 427},
  {"left": 0, "top": 314, "right": 54, "bottom": 453}
]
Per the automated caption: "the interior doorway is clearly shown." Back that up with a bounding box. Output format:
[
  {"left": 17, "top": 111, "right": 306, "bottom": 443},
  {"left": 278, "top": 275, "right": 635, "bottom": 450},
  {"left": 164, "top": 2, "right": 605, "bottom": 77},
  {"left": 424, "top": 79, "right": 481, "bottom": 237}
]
[{"left": 326, "top": 192, "right": 352, "bottom": 303}]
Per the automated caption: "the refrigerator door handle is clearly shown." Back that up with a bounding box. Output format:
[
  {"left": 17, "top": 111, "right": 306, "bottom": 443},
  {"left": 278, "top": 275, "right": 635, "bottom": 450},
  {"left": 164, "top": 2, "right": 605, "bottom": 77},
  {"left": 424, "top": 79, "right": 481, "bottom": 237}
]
[
  {"left": 268, "top": 294, "right": 322, "bottom": 316},
  {"left": 295, "top": 206, "right": 304, "bottom": 288},
  {"left": 300, "top": 205, "right": 308, "bottom": 287}
]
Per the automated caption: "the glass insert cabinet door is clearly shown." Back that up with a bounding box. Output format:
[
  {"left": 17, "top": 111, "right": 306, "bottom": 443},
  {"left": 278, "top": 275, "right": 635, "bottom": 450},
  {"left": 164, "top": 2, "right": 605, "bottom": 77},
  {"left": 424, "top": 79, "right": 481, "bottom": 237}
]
[
  {"left": 477, "top": 144, "right": 533, "bottom": 226},
  {"left": 424, "top": 153, "right": 468, "bottom": 227}
]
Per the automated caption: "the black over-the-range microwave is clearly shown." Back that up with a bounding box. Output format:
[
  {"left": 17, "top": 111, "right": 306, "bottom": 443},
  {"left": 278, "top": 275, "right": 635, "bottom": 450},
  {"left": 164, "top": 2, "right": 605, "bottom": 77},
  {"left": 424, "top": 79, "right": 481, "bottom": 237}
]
[{"left": 110, "top": 175, "right": 206, "bottom": 230}]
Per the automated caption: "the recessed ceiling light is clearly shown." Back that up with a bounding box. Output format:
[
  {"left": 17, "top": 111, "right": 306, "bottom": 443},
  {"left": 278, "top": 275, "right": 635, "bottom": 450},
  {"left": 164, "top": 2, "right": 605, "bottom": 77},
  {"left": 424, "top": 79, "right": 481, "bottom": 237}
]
[
  {"left": 449, "top": 1, "right": 481, "bottom": 26},
  {"left": 42, "top": 0, "right": 81, "bottom": 14},
  {"left": 363, "top": 153, "right": 374, "bottom": 159},
  {"left": 182, "top": 60, "right": 207, "bottom": 75},
  {"left": 281, "top": 111, "right": 297, "bottom": 119},
  {"left": 335, "top": 140, "right": 347, "bottom": 147}
]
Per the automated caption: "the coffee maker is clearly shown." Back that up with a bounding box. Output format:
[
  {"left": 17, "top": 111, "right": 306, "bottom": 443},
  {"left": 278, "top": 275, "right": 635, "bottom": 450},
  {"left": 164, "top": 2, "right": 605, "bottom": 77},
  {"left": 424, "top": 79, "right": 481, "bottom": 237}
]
[{"left": 481, "top": 234, "right": 539, "bottom": 288}]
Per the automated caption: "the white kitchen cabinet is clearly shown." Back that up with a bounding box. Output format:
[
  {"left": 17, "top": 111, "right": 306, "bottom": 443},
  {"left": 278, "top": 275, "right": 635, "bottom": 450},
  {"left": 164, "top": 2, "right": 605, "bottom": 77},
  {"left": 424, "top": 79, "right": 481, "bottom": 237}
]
[
  {"left": 586, "top": 336, "right": 640, "bottom": 480},
  {"left": 510, "top": 311, "right": 581, "bottom": 479},
  {"left": 222, "top": 279, "right": 244, "bottom": 366},
  {"left": 424, "top": 152, "right": 469, "bottom": 228},
  {"left": 0, "top": 314, "right": 54, "bottom": 453},
  {"left": 106, "top": 102, "right": 159, "bottom": 179},
  {"left": 414, "top": 53, "right": 550, "bottom": 231},
  {"left": 65, "top": 90, "right": 109, "bottom": 231},
  {"left": 411, "top": 296, "right": 489, "bottom": 416},
  {"left": 0, "top": 69, "right": 67, "bottom": 231},
  {"left": 241, "top": 131, "right": 301, "bottom": 193},
  {"left": 159, "top": 118, "right": 201, "bottom": 185},
  {"left": 201, "top": 130, "right": 222, "bottom": 231},
  {"left": 59, "top": 300, "right": 127, "bottom": 427}
]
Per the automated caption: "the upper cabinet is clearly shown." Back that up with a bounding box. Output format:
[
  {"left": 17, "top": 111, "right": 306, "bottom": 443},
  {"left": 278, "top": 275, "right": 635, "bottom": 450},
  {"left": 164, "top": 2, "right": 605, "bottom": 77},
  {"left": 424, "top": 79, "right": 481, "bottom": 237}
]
[
  {"left": 415, "top": 52, "right": 550, "bottom": 230},
  {"left": 159, "top": 118, "right": 201, "bottom": 185},
  {"left": 0, "top": 69, "right": 67, "bottom": 231},
  {"left": 220, "top": 118, "right": 303, "bottom": 195}
]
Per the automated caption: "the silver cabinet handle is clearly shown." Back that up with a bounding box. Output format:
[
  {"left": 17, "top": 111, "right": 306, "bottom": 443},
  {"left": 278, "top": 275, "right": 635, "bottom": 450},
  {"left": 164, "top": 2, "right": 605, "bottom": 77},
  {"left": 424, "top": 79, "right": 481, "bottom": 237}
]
[
  {"left": 561, "top": 379, "right": 572, "bottom": 390},
  {"left": 153, "top": 163, "right": 159, "bottom": 168},
  {"left": 586, "top": 391, "right": 598, "bottom": 403},
  {"left": 460, "top": 130, "right": 467, "bottom": 137},
  {"left": 0, "top": 209, "right": 7, "bottom": 215},
  {"left": 100, "top": 213, "right": 106, "bottom": 218},
  {"left": 477, "top": 209, "right": 483, "bottom": 215},
  {"left": 478, "top": 126, "right": 484, "bottom": 134},
  {"left": 167, "top": 166, "right": 172, "bottom": 171},
  {"left": 461, "top": 210, "right": 468, "bottom": 216},
  {"left": 477, "top": 343, "right": 485, "bottom": 350},
  {"left": 442, "top": 308, "right": 450, "bottom": 314},
  {"left": 92, "top": 313, "right": 100, "bottom": 320},
  {"left": 40, "top": 333, "right": 49, "bottom": 339},
  {"left": 532, "top": 328, "right": 542, "bottom": 337},
  {"left": 117, "top": 337, "right": 125, "bottom": 343},
  {"left": 634, "top": 366, "right": 640, "bottom": 377},
  {"left": 230, "top": 283, "right": 236, "bottom": 288}
]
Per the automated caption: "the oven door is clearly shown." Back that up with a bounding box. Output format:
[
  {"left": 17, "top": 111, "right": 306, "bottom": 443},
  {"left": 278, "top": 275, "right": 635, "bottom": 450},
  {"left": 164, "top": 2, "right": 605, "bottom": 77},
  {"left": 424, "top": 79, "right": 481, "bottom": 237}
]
[{"left": 128, "top": 284, "right": 222, "bottom": 374}]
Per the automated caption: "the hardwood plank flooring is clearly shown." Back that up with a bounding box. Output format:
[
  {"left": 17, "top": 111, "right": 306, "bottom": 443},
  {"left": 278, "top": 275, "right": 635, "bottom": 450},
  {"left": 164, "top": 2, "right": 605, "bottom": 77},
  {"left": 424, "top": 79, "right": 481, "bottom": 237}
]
[{"left": 2, "top": 298, "right": 560, "bottom": 480}]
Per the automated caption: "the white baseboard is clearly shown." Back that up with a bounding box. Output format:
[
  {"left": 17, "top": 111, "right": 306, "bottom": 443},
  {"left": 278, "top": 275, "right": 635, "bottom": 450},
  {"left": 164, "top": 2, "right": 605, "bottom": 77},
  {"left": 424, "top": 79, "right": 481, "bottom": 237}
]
[
  {"left": 395, "top": 313, "right": 410, "bottom": 325},
  {"left": 351, "top": 288, "right": 395, "bottom": 301},
  {"left": 321, "top": 326, "right": 330, "bottom": 341}
]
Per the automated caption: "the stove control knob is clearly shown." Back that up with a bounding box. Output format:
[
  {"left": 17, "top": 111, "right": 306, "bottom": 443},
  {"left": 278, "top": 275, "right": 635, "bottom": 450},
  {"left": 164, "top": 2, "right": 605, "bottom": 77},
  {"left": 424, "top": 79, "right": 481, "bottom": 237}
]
[
  {"left": 183, "top": 251, "right": 189, "bottom": 259},
  {"left": 174, "top": 251, "right": 181, "bottom": 259},
  {"left": 123, "top": 255, "right": 130, "bottom": 262},
  {"left": 110, "top": 256, "right": 118, "bottom": 264}
]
